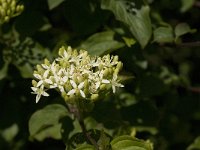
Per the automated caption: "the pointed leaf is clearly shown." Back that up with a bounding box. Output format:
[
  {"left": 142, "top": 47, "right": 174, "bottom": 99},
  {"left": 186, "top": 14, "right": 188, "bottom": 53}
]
[
  {"left": 101, "top": 0, "right": 152, "bottom": 48},
  {"left": 153, "top": 27, "right": 174, "bottom": 43},
  {"left": 75, "top": 144, "right": 95, "bottom": 150},
  {"left": 1, "top": 124, "right": 18, "bottom": 142},
  {"left": 180, "top": 0, "right": 195, "bottom": 12},
  {"left": 187, "top": 136, "right": 200, "bottom": 150},
  {"left": 47, "top": 0, "right": 65, "bottom": 10}
]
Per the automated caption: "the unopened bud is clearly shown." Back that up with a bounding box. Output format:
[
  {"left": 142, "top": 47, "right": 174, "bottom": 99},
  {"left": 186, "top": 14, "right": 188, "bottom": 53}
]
[
  {"left": 4, "top": 16, "right": 9, "bottom": 22},
  {"left": 11, "top": 1, "right": 16, "bottom": 8},
  {"left": 32, "top": 80, "right": 37, "bottom": 87},
  {"left": 117, "top": 62, "right": 123, "bottom": 70},
  {"left": 91, "top": 94, "right": 99, "bottom": 101},
  {"left": 58, "top": 46, "right": 65, "bottom": 56},
  {"left": 7, "top": 9, "right": 11, "bottom": 15},
  {"left": 0, "top": 9, "right": 6, "bottom": 16},
  {"left": 36, "top": 65, "right": 43, "bottom": 72},
  {"left": 100, "top": 84, "right": 106, "bottom": 90}
]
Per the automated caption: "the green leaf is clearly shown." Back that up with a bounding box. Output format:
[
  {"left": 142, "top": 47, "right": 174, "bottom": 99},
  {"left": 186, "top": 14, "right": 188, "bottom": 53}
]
[
  {"left": 29, "top": 104, "right": 68, "bottom": 141},
  {"left": 67, "top": 129, "right": 101, "bottom": 149},
  {"left": 97, "top": 130, "right": 111, "bottom": 150},
  {"left": 180, "top": 0, "right": 195, "bottom": 12},
  {"left": 111, "top": 135, "right": 153, "bottom": 150},
  {"left": 175, "top": 23, "right": 196, "bottom": 41},
  {"left": 101, "top": 0, "right": 152, "bottom": 48},
  {"left": 153, "top": 27, "right": 174, "bottom": 43},
  {"left": 1, "top": 124, "right": 19, "bottom": 142},
  {"left": 47, "top": 0, "right": 65, "bottom": 10},
  {"left": 187, "top": 136, "right": 200, "bottom": 150},
  {"left": 75, "top": 144, "right": 95, "bottom": 150},
  {"left": 79, "top": 31, "right": 125, "bottom": 56},
  {"left": 122, "top": 37, "right": 136, "bottom": 47}
]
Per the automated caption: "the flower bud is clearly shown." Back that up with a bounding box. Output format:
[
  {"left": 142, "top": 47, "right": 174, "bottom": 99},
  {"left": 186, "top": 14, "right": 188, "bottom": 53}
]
[
  {"left": 36, "top": 65, "right": 43, "bottom": 72},
  {"left": 91, "top": 94, "right": 99, "bottom": 101},
  {"left": 58, "top": 46, "right": 65, "bottom": 56},
  {"left": 117, "top": 62, "right": 123, "bottom": 70},
  {"left": 2, "top": 2, "right": 7, "bottom": 9},
  {"left": 103, "top": 68, "right": 109, "bottom": 77},
  {"left": 6, "top": 9, "right": 11, "bottom": 15},
  {"left": 44, "top": 58, "right": 50, "bottom": 65},
  {"left": 100, "top": 84, "right": 106, "bottom": 91},
  {"left": 73, "top": 49, "right": 78, "bottom": 57},
  {"left": 0, "top": 9, "right": 6, "bottom": 16},
  {"left": 32, "top": 80, "right": 37, "bottom": 87},
  {"left": 113, "top": 56, "right": 119, "bottom": 62},
  {"left": 4, "top": 16, "right": 9, "bottom": 22}
]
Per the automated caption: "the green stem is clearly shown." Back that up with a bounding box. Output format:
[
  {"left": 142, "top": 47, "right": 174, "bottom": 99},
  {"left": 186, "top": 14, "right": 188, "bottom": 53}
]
[{"left": 68, "top": 103, "right": 99, "bottom": 149}]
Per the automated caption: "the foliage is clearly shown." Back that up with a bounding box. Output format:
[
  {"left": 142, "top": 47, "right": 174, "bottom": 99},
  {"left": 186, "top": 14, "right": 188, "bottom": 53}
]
[{"left": 0, "top": 0, "right": 200, "bottom": 149}]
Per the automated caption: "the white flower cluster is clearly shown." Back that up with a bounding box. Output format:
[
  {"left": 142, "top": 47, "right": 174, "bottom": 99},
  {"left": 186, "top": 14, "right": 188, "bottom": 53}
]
[
  {"left": 31, "top": 46, "right": 124, "bottom": 103},
  {"left": 0, "top": 0, "right": 24, "bottom": 24}
]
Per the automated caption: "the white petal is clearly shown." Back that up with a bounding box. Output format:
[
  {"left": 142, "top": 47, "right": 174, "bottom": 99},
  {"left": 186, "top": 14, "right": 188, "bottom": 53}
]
[
  {"left": 58, "top": 69, "right": 63, "bottom": 75},
  {"left": 31, "top": 87, "right": 37, "bottom": 92},
  {"left": 42, "top": 91, "right": 49, "bottom": 97},
  {"left": 59, "top": 86, "right": 65, "bottom": 92},
  {"left": 41, "top": 64, "right": 49, "bottom": 69},
  {"left": 70, "top": 80, "right": 77, "bottom": 88},
  {"left": 67, "top": 89, "right": 76, "bottom": 95},
  {"left": 95, "top": 82, "right": 100, "bottom": 89},
  {"left": 102, "top": 79, "right": 110, "bottom": 84},
  {"left": 34, "top": 74, "right": 42, "bottom": 79},
  {"left": 50, "top": 84, "right": 57, "bottom": 89},
  {"left": 64, "top": 50, "right": 68, "bottom": 58},
  {"left": 55, "top": 57, "right": 62, "bottom": 61},
  {"left": 62, "top": 76, "right": 68, "bottom": 82},
  {"left": 43, "top": 70, "right": 49, "bottom": 78},
  {"left": 45, "top": 79, "right": 53, "bottom": 84},
  {"left": 70, "top": 65, "right": 74, "bottom": 75},
  {"left": 112, "top": 85, "right": 116, "bottom": 93},
  {"left": 80, "top": 90, "right": 86, "bottom": 98},
  {"left": 36, "top": 94, "right": 41, "bottom": 103},
  {"left": 37, "top": 80, "right": 43, "bottom": 87},
  {"left": 78, "top": 82, "right": 84, "bottom": 89},
  {"left": 118, "top": 83, "right": 124, "bottom": 87}
]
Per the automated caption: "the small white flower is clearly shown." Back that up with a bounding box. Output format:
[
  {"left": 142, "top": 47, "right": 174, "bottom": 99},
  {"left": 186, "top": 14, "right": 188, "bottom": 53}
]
[
  {"left": 110, "top": 74, "right": 124, "bottom": 93},
  {"left": 56, "top": 50, "right": 70, "bottom": 62},
  {"left": 67, "top": 80, "right": 85, "bottom": 98},
  {"left": 33, "top": 70, "right": 53, "bottom": 87},
  {"left": 31, "top": 85, "right": 49, "bottom": 103},
  {"left": 93, "top": 71, "right": 110, "bottom": 90}
]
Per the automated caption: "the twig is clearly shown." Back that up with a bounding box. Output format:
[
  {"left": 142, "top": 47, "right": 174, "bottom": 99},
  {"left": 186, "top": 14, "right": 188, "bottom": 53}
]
[
  {"left": 78, "top": 119, "right": 99, "bottom": 150},
  {"left": 177, "top": 41, "right": 200, "bottom": 48},
  {"left": 68, "top": 104, "right": 99, "bottom": 149},
  {"left": 194, "top": 1, "right": 200, "bottom": 8},
  {"left": 188, "top": 87, "right": 200, "bottom": 93}
]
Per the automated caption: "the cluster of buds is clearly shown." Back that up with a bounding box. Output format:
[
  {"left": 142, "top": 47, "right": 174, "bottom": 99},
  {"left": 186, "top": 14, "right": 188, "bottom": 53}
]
[
  {"left": 0, "top": 0, "right": 24, "bottom": 24},
  {"left": 31, "top": 46, "right": 124, "bottom": 103}
]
